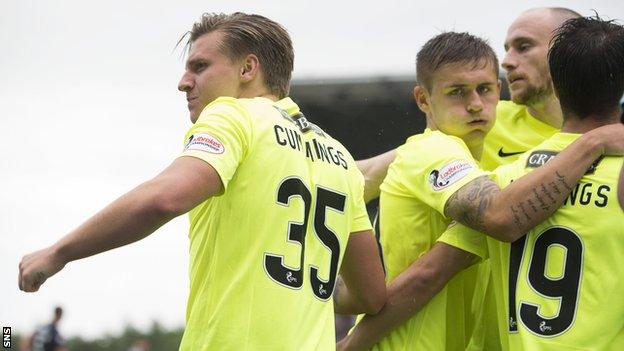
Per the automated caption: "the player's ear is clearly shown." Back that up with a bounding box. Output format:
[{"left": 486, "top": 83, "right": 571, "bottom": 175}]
[
  {"left": 414, "top": 85, "right": 431, "bottom": 115},
  {"left": 240, "top": 54, "right": 260, "bottom": 83},
  {"left": 553, "top": 84, "right": 560, "bottom": 101},
  {"left": 497, "top": 79, "right": 502, "bottom": 94}
]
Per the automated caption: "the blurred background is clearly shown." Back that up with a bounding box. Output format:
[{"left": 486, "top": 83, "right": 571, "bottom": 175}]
[{"left": 1, "top": 0, "right": 621, "bottom": 349}]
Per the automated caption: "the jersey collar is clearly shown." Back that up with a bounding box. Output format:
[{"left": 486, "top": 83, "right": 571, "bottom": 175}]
[{"left": 273, "top": 97, "right": 300, "bottom": 117}]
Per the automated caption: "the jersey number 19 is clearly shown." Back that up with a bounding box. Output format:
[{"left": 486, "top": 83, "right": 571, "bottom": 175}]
[{"left": 508, "top": 226, "right": 583, "bottom": 337}]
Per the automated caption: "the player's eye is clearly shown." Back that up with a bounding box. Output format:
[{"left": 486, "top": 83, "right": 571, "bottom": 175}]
[
  {"left": 448, "top": 89, "right": 463, "bottom": 97},
  {"left": 518, "top": 43, "right": 531, "bottom": 52},
  {"left": 192, "top": 62, "right": 208, "bottom": 72},
  {"left": 477, "top": 85, "right": 491, "bottom": 94}
]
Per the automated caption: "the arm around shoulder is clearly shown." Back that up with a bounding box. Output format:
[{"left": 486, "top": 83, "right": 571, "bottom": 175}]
[{"left": 445, "top": 123, "right": 624, "bottom": 242}]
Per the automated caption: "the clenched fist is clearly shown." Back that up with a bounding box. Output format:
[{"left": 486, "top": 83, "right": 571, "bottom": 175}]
[{"left": 19, "top": 247, "right": 66, "bottom": 292}]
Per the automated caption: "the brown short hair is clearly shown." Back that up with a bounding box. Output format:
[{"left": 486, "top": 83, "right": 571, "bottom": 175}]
[
  {"left": 182, "top": 12, "right": 294, "bottom": 98},
  {"left": 416, "top": 32, "right": 499, "bottom": 91}
]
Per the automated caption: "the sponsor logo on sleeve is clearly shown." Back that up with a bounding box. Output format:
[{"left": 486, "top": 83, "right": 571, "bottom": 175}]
[
  {"left": 184, "top": 133, "right": 225, "bottom": 154},
  {"left": 428, "top": 160, "right": 475, "bottom": 191}
]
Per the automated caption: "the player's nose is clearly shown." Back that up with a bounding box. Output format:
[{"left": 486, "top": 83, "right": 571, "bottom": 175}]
[
  {"left": 466, "top": 91, "right": 484, "bottom": 113},
  {"left": 502, "top": 50, "right": 518, "bottom": 72},
  {"left": 178, "top": 72, "right": 194, "bottom": 92}
]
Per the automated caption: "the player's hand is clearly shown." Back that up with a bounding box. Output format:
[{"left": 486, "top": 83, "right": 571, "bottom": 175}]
[
  {"left": 19, "top": 246, "right": 66, "bottom": 292},
  {"left": 592, "top": 122, "right": 624, "bottom": 155}
]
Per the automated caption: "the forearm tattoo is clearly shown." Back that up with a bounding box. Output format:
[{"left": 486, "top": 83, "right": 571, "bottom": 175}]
[
  {"left": 532, "top": 188, "right": 550, "bottom": 211},
  {"left": 511, "top": 205, "right": 522, "bottom": 228},
  {"left": 541, "top": 184, "right": 556, "bottom": 204},
  {"left": 510, "top": 171, "right": 574, "bottom": 231},
  {"left": 527, "top": 199, "right": 538, "bottom": 213},
  {"left": 445, "top": 176, "right": 500, "bottom": 233},
  {"left": 445, "top": 171, "right": 575, "bottom": 234},
  {"left": 556, "top": 171, "right": 573, "bottom": 191}
]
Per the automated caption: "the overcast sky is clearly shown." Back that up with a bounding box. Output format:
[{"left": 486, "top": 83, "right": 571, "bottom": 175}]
[{"left": 1, "top": 0, "right": 622, "bottom": 339}]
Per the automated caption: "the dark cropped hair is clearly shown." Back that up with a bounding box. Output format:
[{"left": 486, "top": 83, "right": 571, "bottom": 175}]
[
  {"left": 416, "top": 32, "right": 499, "bottom": 90},
  {"left": 549, "top": 15, "right": 624, "bottom": 118},
  {"left": 181, "top": 12, "right": 294, "bottom": 98}
]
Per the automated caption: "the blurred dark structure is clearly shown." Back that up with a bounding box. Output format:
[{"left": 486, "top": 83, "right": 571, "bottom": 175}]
[{"left": 290, "top": 75, "right": 511, "bottom": 159}]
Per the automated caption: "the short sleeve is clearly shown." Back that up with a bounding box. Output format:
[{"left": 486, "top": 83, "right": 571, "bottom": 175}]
[
  {"left": 178, "top": 98, "right": 253, "bottom": 192},
  {"left": 392, "top": 132, "right": 488, "bottom": 216},
  {"left": 490, "top": 160, "right": 523, "bottom": 188},
  {"left": 437, "top": 221, "right": 489, "bottom": 260},
  {"left": 349, "top": 166, "right": 373, "bottom": 233}
]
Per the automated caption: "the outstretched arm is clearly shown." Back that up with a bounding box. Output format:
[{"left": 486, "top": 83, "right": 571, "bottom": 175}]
[
  {"left": 18, "top": 156, "right": 221, "bottom": 292},
  {"left": 337, "top": 242, "right": 475, "bottom": 351},
  {"left": 356, "top": 149, "right": 397, "bottom": 203},
  {"left": 445, "top": 123, "right": 624, "bottom": 242}
]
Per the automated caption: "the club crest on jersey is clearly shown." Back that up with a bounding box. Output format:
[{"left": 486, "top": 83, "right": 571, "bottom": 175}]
[
  {"left": 184, "top": 133, "right": 225, "bottom": 154},
  {"left": 428, "top": 161, "right": 474, "bottom": 191}
]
